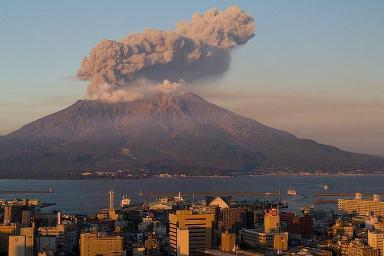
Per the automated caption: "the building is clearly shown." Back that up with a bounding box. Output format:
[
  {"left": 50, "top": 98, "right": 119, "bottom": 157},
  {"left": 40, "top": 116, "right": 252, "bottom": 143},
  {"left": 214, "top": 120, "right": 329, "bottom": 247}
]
[
  {"left": 207, "top": 196, "right": 230, "bottom": 209},
  {"left": 176, "top": 227, "right": 189, "bottom": 256},
  {"left": 20, "top": 227, "right": 34, "bottom": 256},
  {"left": 4, "top": 204, "right": 29, "bottom": 224},
  {"left": 169, "top": 210, "right": 214, "bottom": 255},
  {"left": 36, "top": 236, "right": 57, "bottom": 255},
  {"left": 292, "top": 247, "right": 332, "bottom": 256},
  {"left": 0, "top": 223, "right": 19, "bottom": 254},
  {"left": 292, "top": 214, "right": 313, "bottom": 238},
  {"left": 280, "top": 212, "right": 313, "bottom": 238},
  {"left": 220, "top": 208, "right": 251, "bottom": 233},
  {"left": 239, "top": 229, "right": 288, "bottom": 249},
  {"left": 79, "top": 233, "right": 124, "bottom": 256},
  {"left": 345, "top": 241, "right": 378, "bottom": 256},
  {"left": 37, "top": 223, "right": 77, "bottom": 255},
  {"left": 368, "top": 231, "right": 384, "bottom": 256},
  {"left": 97, "top": 190, "right": 120, "bottom": 221},
  {"left": 264, "top": 208, "right": 280, "bottom": 233},
  {"left": 220, "top": 232, "right": 236, "bottom": 253},
  {"left": 9, "top": 235, "right": 26, "bottom": 256},
  {"left": 339, "top": 193, "right": 384, "bottom": 217},
  {"left": 332, "top": 220, "right": 355, "bottom": 237},
  {"left": 273, "top": 232, "right": 288, "bottom": 251},
  {"left": 280, "top": 212, "right": 295, "bottom": 232}
]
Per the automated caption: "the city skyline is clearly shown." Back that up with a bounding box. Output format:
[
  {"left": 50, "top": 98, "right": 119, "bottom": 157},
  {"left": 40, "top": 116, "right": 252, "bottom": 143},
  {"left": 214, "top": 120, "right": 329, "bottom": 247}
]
[{"left": 1, "top": 1, "right": 383, "bottom": 156}]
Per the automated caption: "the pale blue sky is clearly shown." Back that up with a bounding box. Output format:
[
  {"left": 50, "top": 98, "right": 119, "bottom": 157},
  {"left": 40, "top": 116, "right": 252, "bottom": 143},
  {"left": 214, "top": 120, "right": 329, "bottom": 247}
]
[{"left": 0, "top": 1, "right": 383, "bottom": 155}]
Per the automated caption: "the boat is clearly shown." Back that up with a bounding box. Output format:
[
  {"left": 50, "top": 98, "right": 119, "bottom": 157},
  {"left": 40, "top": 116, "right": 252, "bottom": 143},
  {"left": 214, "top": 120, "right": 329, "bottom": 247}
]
[
  {"left": 120, "top": 195, "right": 131, "bottom": 208},
  {"left": 287, "top": 188, "right": 297, "bottom": 195},
  {"left": 174, "top": 192, "right": 184, "bottom": 203},
  {"left": 322, "top": 184, "right": 329, "bottom": 191}
]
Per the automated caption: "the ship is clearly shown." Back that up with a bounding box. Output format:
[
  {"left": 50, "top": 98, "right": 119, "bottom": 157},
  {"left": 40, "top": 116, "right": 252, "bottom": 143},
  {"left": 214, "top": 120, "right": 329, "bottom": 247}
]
[
  {"left": 173, "top": 192, "right": 184, "bottom": 203},
  {"left": 287, "top": 188, "right": 297, "bottom": 195},
  {"left": 322, "top": 184, "right": 329, "bottom": 191},
  {"left": 120, "top": 195, "right": 131, "bottom": 208}
]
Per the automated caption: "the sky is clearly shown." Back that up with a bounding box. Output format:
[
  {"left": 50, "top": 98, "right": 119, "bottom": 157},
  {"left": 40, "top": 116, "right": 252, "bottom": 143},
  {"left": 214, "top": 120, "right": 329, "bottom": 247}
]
[{"left": 0, "top": 0, "right": 383, "bottom": 156}]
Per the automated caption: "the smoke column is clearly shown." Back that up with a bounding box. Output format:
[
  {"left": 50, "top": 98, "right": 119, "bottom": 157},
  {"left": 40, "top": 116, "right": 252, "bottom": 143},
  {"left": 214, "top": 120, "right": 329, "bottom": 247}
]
[{"left": 77, "top": 6, "right": 255, "bottom": 101}]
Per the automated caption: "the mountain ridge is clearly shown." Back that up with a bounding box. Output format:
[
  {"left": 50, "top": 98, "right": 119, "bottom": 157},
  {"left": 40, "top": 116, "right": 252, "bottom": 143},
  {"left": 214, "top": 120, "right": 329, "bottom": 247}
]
[{"left": 0, "top": 92, "right": 383, "bottom": 178}]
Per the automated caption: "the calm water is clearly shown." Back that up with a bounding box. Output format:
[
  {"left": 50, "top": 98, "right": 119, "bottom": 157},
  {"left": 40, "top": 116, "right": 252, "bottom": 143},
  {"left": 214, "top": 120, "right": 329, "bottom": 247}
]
[{"left": 0, "top": 175, "right": 383, "bottom": 215}]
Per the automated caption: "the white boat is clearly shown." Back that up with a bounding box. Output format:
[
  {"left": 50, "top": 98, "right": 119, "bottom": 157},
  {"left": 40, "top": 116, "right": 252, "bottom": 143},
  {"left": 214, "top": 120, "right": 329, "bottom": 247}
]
[
  {"left": 287, "top": 188, "right": 297, "bottom": 195},
  {"left": 174, "top": 192, "right": 184, "bottom": 203},
  {"left": 120, "top": 195, "right": 131, "bottom": 208},
  {"left": 322, "top": 184, "right": 329, "bottom": 191}
]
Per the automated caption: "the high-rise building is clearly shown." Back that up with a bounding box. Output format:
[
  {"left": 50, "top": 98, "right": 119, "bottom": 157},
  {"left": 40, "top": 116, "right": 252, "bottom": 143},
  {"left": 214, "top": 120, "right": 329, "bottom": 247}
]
[
  {"left": 9, "top": 235, "right": 26, "bottom": 256},
  {"left": 0, "top": 223, "right": 19, "bottom": 254},
  {"left": 339, "top": 193, "right": 384, "bottom": 217},
  {"left": 220, "top": 208, "right": 253, "bottom": 233},
  {"left": 79, "top": 233, "right": 124, "bottom": 256},
  {"left": 169, "top": 210, "right": 214, "bottom": 256},
  {"left": 264, "top": 208, "right": 280, "bottom": 233},
  {"left": 280, "top": 212, "right": 313, "bottom": 238}
]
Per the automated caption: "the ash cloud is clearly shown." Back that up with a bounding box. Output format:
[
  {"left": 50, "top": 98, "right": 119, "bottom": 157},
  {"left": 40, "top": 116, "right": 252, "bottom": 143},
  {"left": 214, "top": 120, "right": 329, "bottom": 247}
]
[{"left": 77, "top": 6, "right": 255, "bottom": 100}]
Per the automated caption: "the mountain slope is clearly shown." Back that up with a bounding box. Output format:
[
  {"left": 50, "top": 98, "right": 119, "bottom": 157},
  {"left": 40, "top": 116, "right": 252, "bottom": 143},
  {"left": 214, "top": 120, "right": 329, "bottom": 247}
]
[{"left": 0, "top": 93, "right": 383, "bottom": 178}]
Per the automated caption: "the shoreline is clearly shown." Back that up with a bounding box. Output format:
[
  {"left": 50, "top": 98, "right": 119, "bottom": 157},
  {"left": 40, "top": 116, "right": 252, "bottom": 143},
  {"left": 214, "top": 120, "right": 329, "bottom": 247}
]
[{"left": 1, "top": 172, "right": 384, "bottom": 181}]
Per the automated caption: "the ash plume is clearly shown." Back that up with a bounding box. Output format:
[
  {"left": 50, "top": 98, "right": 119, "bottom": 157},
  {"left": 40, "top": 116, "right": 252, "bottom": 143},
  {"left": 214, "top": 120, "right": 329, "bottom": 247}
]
[{"left": 77, "top": 6, "right": 255, "bottom": 101}]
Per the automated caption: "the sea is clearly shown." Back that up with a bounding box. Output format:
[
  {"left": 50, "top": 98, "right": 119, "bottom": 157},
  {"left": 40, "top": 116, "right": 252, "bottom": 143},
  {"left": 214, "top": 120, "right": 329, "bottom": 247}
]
[{"left": 0, "top": 175, "right": 383, "bottom": 215}]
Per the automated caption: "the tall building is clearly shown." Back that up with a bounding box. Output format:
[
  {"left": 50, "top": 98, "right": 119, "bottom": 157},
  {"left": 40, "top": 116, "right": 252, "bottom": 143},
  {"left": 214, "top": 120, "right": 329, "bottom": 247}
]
[
  {"left": 339, "top": 193, "right": 384, "bottom": 217},
  {"left": 79, "top": 233, "right": 124, "bottom": 256},
  {"left": 220, "top": 208, "right": 249, "bottom": 233},
  {"left": 9, "top": 235, "right": 26, "bottom": 256},
  {"left": 0, "top": 223, "right": 19, "bottom": 255},
  {"left": 169, "top": 210, "right": 214, "bottom": 256},
  {"left": 368, "top": 231, "right": 384, "bottom": 256},
  {"left": 280, "top": 211, "right": 313, "bottom": 238},
  {"left": 264, "top": 208, "right": 280, "bottom": 233}
]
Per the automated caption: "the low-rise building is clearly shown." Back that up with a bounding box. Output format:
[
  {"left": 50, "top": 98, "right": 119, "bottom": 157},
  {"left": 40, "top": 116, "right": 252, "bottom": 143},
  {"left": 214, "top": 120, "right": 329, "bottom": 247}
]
[{"left": 79, "top": 233, "right": 124, "bottom": 256}]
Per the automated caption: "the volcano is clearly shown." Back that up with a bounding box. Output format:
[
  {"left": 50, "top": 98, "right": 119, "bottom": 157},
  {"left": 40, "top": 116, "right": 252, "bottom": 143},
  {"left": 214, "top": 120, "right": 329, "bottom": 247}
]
[{"left": 0, "top": 93, "right": 383, "bottom": 178}]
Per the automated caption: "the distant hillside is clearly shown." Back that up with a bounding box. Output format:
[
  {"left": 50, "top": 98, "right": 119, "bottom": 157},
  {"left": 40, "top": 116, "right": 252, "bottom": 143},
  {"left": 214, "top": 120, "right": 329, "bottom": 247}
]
[{"left": 0, "top": 93, "right": 383, "bottom": 178}]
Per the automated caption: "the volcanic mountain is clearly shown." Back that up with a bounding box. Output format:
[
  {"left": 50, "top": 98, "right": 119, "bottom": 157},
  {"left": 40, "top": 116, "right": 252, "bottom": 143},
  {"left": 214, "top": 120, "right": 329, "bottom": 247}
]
[{"left": 0, "top": 93, "right": 383, "bottom": 178}]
